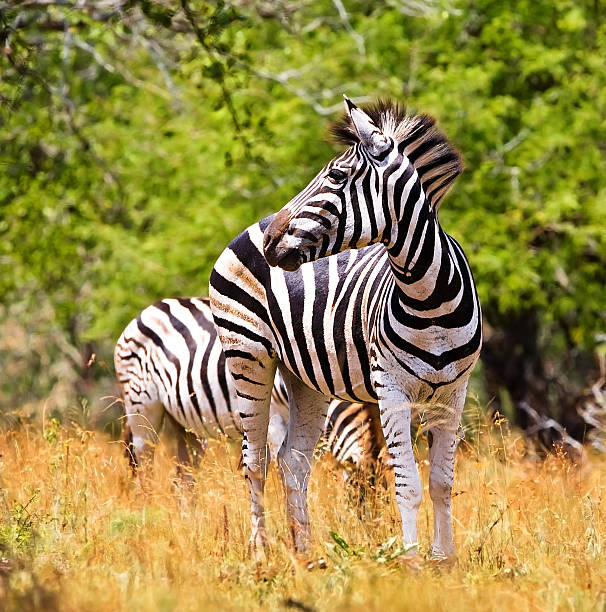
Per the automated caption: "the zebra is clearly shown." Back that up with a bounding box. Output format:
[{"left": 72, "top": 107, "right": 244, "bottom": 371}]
[
  {"left": 209, "top": 97, "right": 481, "bottom": 563},
  {"left": 114, "top": 297, "right": 289, "bottom": 477},
  {"left": 324, "top": 400, "right": 384, "bottom": 478},
  {"left": 323, "top": 400, "right": 387, "bottom": 512},
  {"left": 115, "top": 297, "right": 384, "bottom": 483}
]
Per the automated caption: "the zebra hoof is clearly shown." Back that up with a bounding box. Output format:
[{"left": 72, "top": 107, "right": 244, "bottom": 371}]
[
  {"left": 428, "top": 553, "right": 456, "bottom": 571},
  {"left": 398, "top": 553, "right": 423, "bottom": 573}
]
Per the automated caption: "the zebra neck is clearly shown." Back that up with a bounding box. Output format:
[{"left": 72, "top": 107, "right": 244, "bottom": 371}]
[{"left": 386, "top": 217, "right": 460, "bottom": 315}]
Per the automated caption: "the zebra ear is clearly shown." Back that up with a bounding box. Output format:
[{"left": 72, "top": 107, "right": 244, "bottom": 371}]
[{"left": 343, "top": 95, "right": 390, "bottom": 155}]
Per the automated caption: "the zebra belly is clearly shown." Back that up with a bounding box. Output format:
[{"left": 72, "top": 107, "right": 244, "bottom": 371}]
[{"left": 157, "top": 379, "right": 242, "bottom": 440}]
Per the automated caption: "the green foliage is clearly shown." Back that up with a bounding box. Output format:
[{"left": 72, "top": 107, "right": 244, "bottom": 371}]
[
  {"left": 0, "top": 490, "right": 40, "bottom": 555},
  {"left": 43, "top": 418, "right": 60, "bottom": 445},
  {"left": 1, "top": 1, "right": 605, "bottom": 424}
]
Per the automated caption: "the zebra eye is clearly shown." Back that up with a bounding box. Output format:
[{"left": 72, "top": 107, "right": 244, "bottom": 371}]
[{"left": 327, "top": 168, "right": 348, "bottom": 183}]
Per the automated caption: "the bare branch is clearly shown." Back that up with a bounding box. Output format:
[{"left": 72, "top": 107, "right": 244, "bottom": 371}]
[
  {"left": 518, "top": 401, "right": 583, "bottom": 452},
  {"left": 133, "top": 23, "right": 181, "bottom": 103},
  {"left": 70, "top": 35, "right": 174, "bottom": 99},
  {"left": 386, "top": 0, "right": 458, "bottom": 17},
  {"left": 332, "top": 0, "right": 365, "bottom": 55},
  {"left": 180, "top": 0, "right": 251, "bottom": 155},
  {"left": 245, "top": 64, "right": 372, "bottom": 116},
  {"left": 578, "top": 353, "right": 606, "bottom": 452}
]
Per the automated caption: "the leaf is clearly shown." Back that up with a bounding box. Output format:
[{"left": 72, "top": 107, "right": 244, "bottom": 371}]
[{"left": 329, "top": 530, "right": 351, "bottom": 556}]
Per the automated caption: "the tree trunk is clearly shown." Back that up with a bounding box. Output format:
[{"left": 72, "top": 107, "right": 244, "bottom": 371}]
[{"left": 481, "top": 310, "right": 588, "bottom": 450}]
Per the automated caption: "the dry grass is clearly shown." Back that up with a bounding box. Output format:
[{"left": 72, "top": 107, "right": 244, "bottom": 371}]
[{"left": 0, "top": 414, "right": 604, "bottom": 612}]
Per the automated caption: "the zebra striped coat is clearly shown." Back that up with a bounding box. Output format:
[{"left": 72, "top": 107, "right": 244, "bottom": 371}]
[
  {"left": 114, "top": 298, "right": 383, "bottom": 477},
  {"left": 209, "top": 98, "right": 481, "bottom": 561},
  {"left": 114, "top": 298, "right": 288, "bottom": 470}
]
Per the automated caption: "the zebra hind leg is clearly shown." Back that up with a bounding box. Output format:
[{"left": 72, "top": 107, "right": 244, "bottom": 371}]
[
  {"left": 123, "top": 423, "right": 138, "bottom": 475},
  {"left": 163, "top": 412, "right": 204, "bottom": 487},
  {"left": 176, "top": 430, "right": 207, "bottom": 486},
  {"left": 185, "top": 430, "right": 207, "bottom": 469},
  {"left": 124, "top": 399, "right": 166, "bottom": 488},
  {"left": 174, "top": 424, "right": 195, "bottom": 487},
  {"left": 277, "top": 371, "right": 331, "bottom": 554}
]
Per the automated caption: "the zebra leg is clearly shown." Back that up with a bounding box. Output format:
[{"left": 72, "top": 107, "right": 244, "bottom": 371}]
[
  {"left": 428, "top": 385, "right": 466, "bottom": 562},
  {"left": 235, "top": 365, "right": 277, "bottom": 560},
  {"left": 378, "top": 395, "right": 422, "bottom": 557},
  {"left": 267, "top": 411, "right": 287, "bottom": 463},
  {"left": 162, "top": 413, "right": 205, "bottom": 486},
  {"left": 277, "top": 371, "right": 330, "bottom": 554},
  {"left": 185, "top": 430, "right": 207, "bottom": 469},
  {"left": 174, "top": 424, "right": 195, "bottom": 486},
  {"left": 122, "top": 423, "right": 138, "bottom": 475},
  {"left": 124, "top": 400, "right": 165, "bottom": 472}
]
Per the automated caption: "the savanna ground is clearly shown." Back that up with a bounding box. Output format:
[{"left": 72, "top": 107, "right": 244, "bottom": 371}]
[{"left": 0, "top": 409, "right": 604, "bottom": 612}]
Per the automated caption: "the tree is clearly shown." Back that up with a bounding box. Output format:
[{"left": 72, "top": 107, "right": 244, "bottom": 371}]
[{"left": 1, "top": 1, "right": 605, "bottom": 446}]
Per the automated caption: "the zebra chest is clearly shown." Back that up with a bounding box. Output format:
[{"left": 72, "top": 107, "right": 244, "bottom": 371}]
[
  {"left": 277, "top": 316, "right": 376, "bottom": 403},
  {"left": 371, "top": 316, "right": 477, "bottom": 393}
]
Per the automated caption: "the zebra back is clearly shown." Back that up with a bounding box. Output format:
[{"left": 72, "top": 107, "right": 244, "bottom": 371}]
[{"left": 114, "top": 297, "right": 243, "bottom": 438}]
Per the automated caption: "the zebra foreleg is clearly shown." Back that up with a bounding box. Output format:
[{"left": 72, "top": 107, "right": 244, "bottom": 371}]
[
  {"left": 277, "top": 371, "right": 330, "bottom": 554},
  {"left": 234, "top": 365, "right": 276, "bottom": 561},
  {"left": 242, "top": 403, "right": 273, "bottom": 559},
  {"left": 378, "top": 394, "right": 422, "bottom": 558},
  {"left": 428, "top": 385, "right": 466, "bottom": 563}
]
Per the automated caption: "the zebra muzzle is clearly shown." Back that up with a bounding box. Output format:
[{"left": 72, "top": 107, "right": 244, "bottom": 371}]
[
  {"left": 263, "top": 220, "right": 304, "bottom": 271},
  {"left": 264, "top": 244, "right": 303, "bottom": 271}
]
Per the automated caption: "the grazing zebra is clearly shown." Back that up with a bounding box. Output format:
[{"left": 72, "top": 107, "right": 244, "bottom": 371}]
[
  {"left": 209, "top": 98, "right": 481, "bottom": 562},
  {"left": 115, "top": 297, "right": 383, "bottom": 482},
  {"left": 115, "top": 297, "right": 289, "bottom": 474},
  {"left": 324, "top": 400, "right": 384, "bottom": 477}
]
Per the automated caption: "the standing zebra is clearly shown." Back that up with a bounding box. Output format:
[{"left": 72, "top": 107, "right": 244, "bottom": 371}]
[
  {"left": 115, "top": 297, "right": 383, "bottom": 481},
  {"left": 209, "top": 98, "right": 481, "bottom": 562}
]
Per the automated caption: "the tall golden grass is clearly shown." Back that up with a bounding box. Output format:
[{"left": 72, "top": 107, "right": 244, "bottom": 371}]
[{"left": 0, "top": 411, "right": 603, "bottom": 611}]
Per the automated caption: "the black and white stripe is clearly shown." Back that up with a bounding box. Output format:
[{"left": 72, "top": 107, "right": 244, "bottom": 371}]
[
  {"left": 323, "top": 401, "right": 384, "bottom": 475},
  {"left": 209, "top": 98, "right": 481, "bottom": 560},
  {"left": 114, "top": 297, "right": 287, "bottom": 469},
  {"left": 115, "top": 297, "right": 380, "bottom": 476}
]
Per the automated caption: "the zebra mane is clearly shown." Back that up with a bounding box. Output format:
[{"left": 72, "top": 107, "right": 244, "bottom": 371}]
[{"left": 330, "top": 99, "right": 463, "bottom": 209}]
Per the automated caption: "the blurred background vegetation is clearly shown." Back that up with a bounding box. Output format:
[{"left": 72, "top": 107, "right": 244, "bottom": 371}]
[{"left": 1, "top": 0, "right": 605, "bottom": 448}]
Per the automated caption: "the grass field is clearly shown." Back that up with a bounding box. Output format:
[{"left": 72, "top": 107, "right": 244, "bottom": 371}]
[{"left": 0, "top": 413, "right": 604, "bottom": 612}]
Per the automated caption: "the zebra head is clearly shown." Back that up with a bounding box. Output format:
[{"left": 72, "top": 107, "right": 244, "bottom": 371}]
[{"left": 263, "top": 97, "right": 462, "bottom": 271}]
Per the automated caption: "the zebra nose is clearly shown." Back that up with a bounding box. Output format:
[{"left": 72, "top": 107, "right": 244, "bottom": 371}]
[
  {"left": 263, "top": 228, "right": 276, "bottom": 252},
  {"left": 263, "top": 229, "right": 281, "bottom": 265},
  {"left": 263, "top": 213, "right": 290, "bottom": 260},
  {"left": 264, "top": 210, "right": 292, "bottom": 248},
  {"left": 263, "top": 230, "right": 284, "bottom": 266}
]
